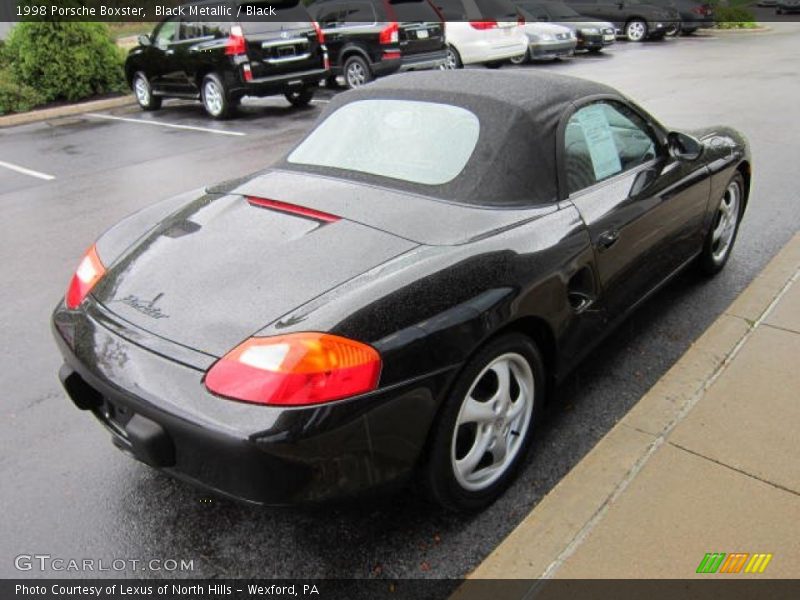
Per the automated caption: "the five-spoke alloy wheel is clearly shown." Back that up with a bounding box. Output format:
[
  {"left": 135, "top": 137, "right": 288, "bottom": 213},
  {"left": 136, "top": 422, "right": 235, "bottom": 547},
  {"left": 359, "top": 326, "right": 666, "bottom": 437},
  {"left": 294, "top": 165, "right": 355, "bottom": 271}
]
[
  {"left": 699, "top": 172, "right": 745, "bottom": 275},
  {"left": 425, "top": 333, "right": 544, "bottom": 511}
]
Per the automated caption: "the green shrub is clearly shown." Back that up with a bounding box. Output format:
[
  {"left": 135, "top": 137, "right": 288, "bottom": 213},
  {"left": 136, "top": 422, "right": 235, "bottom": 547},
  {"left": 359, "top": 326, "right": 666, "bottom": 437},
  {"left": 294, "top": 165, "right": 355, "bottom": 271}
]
[
  {"left": 714, "top": 7, "right": 758, "bottom": 28},
  {"left": 0, "top": 67, "right": 45, "bottom": 114},
  {"left": 4, "top": 21, "right": 126, "bottom": 104}
]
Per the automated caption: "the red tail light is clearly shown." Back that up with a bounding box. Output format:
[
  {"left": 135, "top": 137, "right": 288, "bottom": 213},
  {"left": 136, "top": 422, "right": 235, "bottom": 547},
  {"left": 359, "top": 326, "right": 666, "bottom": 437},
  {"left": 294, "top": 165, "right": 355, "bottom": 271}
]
[
  {"left": 517, "top": 14, "right": 526, "bottom": 25},
  {"left": 225, "top": 25, "right": 246, "bottom": 56},
  {"left": 382, "top": 50, "right": 401, "bottom": 60},
  {"left": 205, "top": 333, "right": 382, "bottom": 406},
  {"left": 470, "top": 20, "right": 498, "bottom": 30},
  {"left": 379, "top": 22, "right": 399, "bottom": 45},
  {"left": 312, "top": 20, "right": 325, "bottom": 43},
  {"left": 66, "top": 244, "right": 106, "bottom": 310},
  {"left": 242, "top": 63, "right": 253, "bottom": 82}
]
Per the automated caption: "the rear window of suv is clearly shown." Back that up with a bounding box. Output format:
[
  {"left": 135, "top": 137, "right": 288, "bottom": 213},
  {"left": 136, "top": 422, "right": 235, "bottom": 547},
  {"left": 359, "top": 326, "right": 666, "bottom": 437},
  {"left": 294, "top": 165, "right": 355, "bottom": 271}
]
[
  {"left": 389, "top": 0, "right": 441, "bottom": 21},
  {"left": 239, "top": 1, "right": 312, "bottom": 32},
  {"left": 288, "top": 99, "right": 480, "bottom": 186}
]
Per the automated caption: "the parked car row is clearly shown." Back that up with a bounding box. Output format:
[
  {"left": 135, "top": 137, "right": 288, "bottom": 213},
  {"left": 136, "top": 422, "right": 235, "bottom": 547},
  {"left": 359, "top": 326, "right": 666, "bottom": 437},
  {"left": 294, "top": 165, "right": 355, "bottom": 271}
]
[{"left": 124, "top": 0, "right": 714, "bottom": 119}]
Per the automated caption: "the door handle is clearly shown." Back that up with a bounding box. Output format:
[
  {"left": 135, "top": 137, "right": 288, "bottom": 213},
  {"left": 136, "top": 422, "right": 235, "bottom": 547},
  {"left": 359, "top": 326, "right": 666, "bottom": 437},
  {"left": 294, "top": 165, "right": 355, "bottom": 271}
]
[{"left": 597, "top": 229, "right": 620, "bottom": 252}]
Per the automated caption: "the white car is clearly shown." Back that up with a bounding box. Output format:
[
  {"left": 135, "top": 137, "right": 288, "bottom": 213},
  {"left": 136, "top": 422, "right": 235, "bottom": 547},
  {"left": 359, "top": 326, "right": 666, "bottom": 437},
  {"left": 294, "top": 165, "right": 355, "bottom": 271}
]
[
  {"left": 511, "top": 21, "right": 577, "bottom": 63},
  {"left": 437, "top": 0, "right": 528, "bottom": 67}
]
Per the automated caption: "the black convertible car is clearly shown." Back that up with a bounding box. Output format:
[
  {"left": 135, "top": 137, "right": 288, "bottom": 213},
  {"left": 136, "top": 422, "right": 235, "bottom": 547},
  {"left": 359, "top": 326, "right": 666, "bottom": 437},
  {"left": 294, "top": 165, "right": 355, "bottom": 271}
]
[{"left": 53, "top": 71, "right": 750, "bottom": 511}]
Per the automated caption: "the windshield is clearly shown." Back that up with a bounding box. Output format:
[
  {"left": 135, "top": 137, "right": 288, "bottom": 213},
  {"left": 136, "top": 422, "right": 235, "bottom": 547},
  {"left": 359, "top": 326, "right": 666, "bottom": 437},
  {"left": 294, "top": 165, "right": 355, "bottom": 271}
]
[{"left": 288, "top": 100, "right": 480, "bottom": 186}]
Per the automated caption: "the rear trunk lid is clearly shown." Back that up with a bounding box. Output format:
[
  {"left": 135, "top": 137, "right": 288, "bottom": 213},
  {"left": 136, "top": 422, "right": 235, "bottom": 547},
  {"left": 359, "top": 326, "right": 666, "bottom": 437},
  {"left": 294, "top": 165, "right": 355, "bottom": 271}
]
[
  {"left": 92, "top": 192, "right": 416, "bottom": 356},
  {"left": 390, "top": 0, "right": 446, "bottom": 55}
]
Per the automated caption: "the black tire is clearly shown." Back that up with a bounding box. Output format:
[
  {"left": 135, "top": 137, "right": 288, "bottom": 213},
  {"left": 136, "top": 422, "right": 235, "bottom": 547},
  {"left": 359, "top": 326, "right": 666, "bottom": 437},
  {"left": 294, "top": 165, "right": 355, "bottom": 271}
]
[
  {"left": 131, "top": 71, "right": 162, "bottom": 111},
  {"left": 424, "top": 333, "right": 545, "bottom": 512},
  {"left": 342, "top": 55, "right": 372, "bottom": 89},
  {"left": 444, "top": 44, "right": 463, "bottom": 69},
  {"left": 201, "top": 73, "right": 233, "bottom": 119},
  {"left": 509, "top": 49, "right": 530, "bottom": 65},
  {"left": 698, "top": 172, "right": 745, "bottom": 276},
  {"left": 625, "top": 18, "right": 649, "bottom": 42},
  {"left": 285, "top": 87, "right": 314, "bottom": 107}
]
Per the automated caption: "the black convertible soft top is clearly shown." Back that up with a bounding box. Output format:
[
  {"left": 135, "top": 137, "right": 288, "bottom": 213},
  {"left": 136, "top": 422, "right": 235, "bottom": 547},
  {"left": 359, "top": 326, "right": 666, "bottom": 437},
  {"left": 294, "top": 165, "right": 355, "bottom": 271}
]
[{"left": 279, "top": 70, "right": 622, "bottom": 206}]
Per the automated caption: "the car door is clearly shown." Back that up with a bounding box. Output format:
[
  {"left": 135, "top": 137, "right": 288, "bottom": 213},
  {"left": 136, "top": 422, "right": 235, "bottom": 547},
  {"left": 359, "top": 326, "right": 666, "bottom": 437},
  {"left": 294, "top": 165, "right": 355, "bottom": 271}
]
[
  {"left": 149, "top": 17, "right": 185, "bottom": 93},
  {"left": 175, "top": 19, "right": 220, "bottom": 95},
  {"left": 563, "top": 100, "right": 709, "bottom": 321}
]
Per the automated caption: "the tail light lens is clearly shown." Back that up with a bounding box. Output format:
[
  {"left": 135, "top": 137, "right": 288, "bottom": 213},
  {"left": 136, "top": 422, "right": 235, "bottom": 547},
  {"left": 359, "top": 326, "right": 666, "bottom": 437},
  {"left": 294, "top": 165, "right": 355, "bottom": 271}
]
[
  {"left": 66, "top": 244, "right": 106, "bottom": 310},
  {"left": 205, "top": 333, "right": 382, "bottom": 406},
  {"left": 517, "top": 14, "right": 526, "bottom": 25},
  {"left": 379, "top": 22, "right": 399, "bottom": 45},
  {"left": 312, "top": 20, "right": 325, "bottom": 43},
  {"left": 225, "top": 25, "right": 246, "bottom": 56},
  {"left": 470, "top": 20, "right": 498, "bottom": 30}
]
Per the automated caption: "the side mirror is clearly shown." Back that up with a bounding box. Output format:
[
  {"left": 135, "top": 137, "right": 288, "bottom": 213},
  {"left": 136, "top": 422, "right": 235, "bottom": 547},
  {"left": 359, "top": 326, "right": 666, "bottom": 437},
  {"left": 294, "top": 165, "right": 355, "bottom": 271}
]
[
  {"left": 668, "top": 131, "right": 703, "bottom": 161},
  {"left": 138, "top": 34, "right": 152, "bottom": 47}
]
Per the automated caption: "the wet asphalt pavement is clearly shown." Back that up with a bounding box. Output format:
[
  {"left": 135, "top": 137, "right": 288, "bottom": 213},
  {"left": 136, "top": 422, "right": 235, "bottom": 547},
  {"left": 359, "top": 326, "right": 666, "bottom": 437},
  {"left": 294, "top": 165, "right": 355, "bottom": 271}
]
[{"left": 1, "top": 22, "right": 798, "bottom": 581}]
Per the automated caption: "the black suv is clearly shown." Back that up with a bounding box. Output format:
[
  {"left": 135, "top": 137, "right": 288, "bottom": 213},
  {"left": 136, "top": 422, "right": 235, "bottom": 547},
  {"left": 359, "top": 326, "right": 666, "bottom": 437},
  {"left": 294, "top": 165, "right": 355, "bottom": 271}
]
[
  {"left": 563, "top": 0, "right": 680, "bottom": 41},
  {"left": 308, "top": 0, "right": 446, "bottom": 89},
  {"left": 125, "top": 0, "right": 329, "bottom": 119}
]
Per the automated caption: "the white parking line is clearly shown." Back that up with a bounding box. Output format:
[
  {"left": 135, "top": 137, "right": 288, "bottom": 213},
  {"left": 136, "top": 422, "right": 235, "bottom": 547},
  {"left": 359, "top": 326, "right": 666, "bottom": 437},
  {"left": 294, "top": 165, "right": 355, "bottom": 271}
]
[
  {"left": 0, "top": 159, "right": 55, "bottom": 181},
  {"left": 86, "top": 113, "right": 247, "bottom": 137}
]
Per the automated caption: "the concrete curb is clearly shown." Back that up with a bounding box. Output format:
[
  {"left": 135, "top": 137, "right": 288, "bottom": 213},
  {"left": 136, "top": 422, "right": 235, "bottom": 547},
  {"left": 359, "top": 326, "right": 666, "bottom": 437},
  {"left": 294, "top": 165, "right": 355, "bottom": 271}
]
[
  {"left": 0, "top": 95, "right": 135, "bottom": 129},
  {"left": 462, "top": 231, "right": 800, "bottom": 583}
]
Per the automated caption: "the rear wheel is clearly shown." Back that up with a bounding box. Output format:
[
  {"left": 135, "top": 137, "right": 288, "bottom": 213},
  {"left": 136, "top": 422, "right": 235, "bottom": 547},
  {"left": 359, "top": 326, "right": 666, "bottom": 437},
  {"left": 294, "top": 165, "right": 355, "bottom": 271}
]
[
  {"left": 424, "top": 333, "right": 544, "bottom": 512},
  {"left": 343, "top": 55, "right": 372, "bottom": 89},
  {"left": 625, "top": 18, "right": 648, "bottom": 42},
  {"left": 201, "top": 73, "right": 232, "bottom": 119},
  {"left": 443, "top": 45, "right": 463, "bottom": 69},
  {"left": 285, "top": 87, "right": 314, "bottom": 107},
  {"left": 509, "top": 49, "right": 530, "bottom": 65},
  {"left": 698, "top": 172, "right": 745, "bottom": 276},
  {"left": 132, "top": 72, "right": 161, "bottom": 111}
]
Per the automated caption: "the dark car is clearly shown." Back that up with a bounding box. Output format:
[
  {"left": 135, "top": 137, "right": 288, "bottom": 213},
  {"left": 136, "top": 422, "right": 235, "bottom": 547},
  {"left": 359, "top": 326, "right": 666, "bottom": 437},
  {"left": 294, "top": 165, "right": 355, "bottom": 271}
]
[
  {"left": 308, "top": 0, "right": 446, "bottom": 89},
  {"left": 53, "top": 71, "right": 750, "bottom": 511},
  {"left": 124, "top": 0, "right": 329, "bottom": 119},
  {"left": 516, "top": 1, "right": 617, "bottom": 51},
  {"left": 649, "top": 0, "right": 713, "bottom": 34},
  {"left": 776, "top": 0, "right": 800, "bottom": 13},
  {"left": 563, "top": 0, "right": 680, "bottom": 41}
]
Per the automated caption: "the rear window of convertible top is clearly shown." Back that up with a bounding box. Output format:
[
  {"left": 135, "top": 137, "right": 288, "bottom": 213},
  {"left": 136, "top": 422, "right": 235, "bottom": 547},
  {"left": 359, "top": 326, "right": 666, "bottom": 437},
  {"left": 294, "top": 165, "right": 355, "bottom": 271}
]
[{"left": 287, "top": 99, "right": 481, "bottom": 186}]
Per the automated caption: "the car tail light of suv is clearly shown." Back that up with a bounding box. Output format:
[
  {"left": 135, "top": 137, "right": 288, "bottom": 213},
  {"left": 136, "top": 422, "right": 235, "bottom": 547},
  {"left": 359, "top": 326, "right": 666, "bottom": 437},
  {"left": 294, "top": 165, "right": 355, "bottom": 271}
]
[
  {"left": 379, "top": 22, "right": 400, "bottom": 44},
  {"left": 470, "top": 20, "right": 498, "bottom": 30},
  {"left": 225, "top": 25, "right": 247, "bottom": 56}
]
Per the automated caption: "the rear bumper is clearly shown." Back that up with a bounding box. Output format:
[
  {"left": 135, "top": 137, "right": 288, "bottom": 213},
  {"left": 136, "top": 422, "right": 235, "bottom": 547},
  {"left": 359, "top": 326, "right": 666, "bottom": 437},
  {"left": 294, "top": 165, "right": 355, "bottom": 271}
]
[
  {"left": 52, "top": 300, "right": 455, "bottom": 505},
  {"left": 399, "top": 49, "right": 448, "bottom": 71},
  {"left": 230, "top": 67, "right": 328, "bottom": 98}
]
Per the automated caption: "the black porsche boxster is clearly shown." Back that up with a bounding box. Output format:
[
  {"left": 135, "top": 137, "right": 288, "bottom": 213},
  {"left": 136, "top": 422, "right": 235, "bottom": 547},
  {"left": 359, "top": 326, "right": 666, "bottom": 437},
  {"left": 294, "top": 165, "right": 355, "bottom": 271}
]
[{"left": 53, "top": 71, "right": 750, "bottom": 511}]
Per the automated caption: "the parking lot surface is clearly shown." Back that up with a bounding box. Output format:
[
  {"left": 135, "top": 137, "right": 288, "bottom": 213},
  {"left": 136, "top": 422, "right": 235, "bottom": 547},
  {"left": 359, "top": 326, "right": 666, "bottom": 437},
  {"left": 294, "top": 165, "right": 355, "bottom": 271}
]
[{"left": 1, "top": 23, "right": 798, "bottom": 579}]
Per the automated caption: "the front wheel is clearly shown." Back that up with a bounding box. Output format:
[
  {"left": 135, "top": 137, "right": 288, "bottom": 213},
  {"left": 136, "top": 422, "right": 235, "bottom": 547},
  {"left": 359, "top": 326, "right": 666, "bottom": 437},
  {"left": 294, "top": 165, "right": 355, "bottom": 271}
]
[
  {"left": 201, "top": 73, "right": 233, "bottom": 119},
  {"left": 424, "top": 333, "right": 544, "bottom": 512},
  {"left": 132, "top": 72, "right": 162, "bottom": 111},
  {"left": 625, "top": 19, "right": 649, "bottom": 42},
  {"left": 698, "top": 172, "right": 745, "bottom": 276},
  {"left": 285, "top": 87, "right": 314, "bottom": 107}
]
